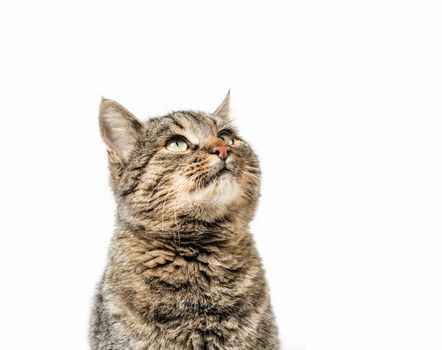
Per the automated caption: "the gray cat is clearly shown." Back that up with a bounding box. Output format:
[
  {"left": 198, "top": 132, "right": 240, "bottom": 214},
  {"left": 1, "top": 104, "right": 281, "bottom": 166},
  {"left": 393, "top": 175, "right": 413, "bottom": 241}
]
[{"left": 90, "top": 92, "right": 279, "bottom": 349}]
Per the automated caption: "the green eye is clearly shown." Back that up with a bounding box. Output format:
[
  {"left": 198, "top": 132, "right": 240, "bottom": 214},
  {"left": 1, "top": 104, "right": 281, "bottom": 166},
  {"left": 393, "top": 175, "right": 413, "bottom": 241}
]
[
  {"left": 166, "top": 137, "right": 188, "bottom": 152},
  {"left": 219, "top": 132, "right": 234, "bottom": 145}
]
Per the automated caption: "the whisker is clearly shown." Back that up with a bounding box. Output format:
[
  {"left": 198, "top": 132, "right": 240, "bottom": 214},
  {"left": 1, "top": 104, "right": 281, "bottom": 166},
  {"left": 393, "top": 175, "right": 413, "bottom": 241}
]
[{"left": 240, "top": 168, "right": 262, "bottom": 183}]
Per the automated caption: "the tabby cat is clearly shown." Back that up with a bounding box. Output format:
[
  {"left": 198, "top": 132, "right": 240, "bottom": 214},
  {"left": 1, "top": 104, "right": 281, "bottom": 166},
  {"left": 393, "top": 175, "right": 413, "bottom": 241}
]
[{"left": 90, "top": 92, "right": 279, "bottom": 349}]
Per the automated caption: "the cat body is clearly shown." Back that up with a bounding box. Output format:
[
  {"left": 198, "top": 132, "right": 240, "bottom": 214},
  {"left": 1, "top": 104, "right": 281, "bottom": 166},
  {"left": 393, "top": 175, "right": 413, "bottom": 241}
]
[{"left": 90, "top": 93, "right": 279, "bottom": 349}]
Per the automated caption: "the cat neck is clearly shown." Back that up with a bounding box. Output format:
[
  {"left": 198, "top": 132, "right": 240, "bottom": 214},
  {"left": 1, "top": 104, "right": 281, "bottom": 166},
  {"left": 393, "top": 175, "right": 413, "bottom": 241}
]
[{"left": 116, "top": 213, "right": 250, "bottom": 254}]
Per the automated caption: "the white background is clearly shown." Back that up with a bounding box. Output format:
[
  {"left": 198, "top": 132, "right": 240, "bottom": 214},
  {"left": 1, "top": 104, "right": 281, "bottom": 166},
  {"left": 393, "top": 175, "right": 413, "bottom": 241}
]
[{"left": 0, "top": 1, "right": 441, "bottom": 349}]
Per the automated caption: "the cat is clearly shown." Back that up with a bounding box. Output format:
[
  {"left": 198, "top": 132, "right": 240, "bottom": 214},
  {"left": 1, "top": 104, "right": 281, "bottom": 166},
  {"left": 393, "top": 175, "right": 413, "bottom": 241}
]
[{"left": 90, "top": 92, "right": 279, "bottom": 349}]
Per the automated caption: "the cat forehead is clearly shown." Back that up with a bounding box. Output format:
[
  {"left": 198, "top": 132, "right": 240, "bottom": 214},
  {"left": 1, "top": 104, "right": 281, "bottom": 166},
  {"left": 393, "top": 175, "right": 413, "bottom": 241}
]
[{"left": 147, "top": 111, "right": 231, "bottom": 143}]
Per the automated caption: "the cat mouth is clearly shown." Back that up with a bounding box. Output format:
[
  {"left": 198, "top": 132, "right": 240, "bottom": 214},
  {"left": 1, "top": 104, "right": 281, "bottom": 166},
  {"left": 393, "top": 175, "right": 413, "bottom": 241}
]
[
  {"left": 216, "top": 164, "right": 232, "bottom": 176},
  {"left": 203, "top": 163, "right": 235, "bottom": 187}
]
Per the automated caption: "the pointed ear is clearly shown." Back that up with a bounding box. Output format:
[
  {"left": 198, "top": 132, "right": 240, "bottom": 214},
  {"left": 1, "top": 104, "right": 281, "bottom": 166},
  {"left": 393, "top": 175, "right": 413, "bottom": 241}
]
[
  {"left": 213, "top": 90, "right": 230, "bottom": 120},
  {"left": 99, "top": 99, "right": 142, "bottom": 163}
]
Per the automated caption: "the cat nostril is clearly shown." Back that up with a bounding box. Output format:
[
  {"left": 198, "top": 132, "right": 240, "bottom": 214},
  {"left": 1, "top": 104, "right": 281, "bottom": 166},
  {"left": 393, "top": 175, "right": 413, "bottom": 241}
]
[{"left": 210, "top": 145, "right": 229, "bottom": 160}]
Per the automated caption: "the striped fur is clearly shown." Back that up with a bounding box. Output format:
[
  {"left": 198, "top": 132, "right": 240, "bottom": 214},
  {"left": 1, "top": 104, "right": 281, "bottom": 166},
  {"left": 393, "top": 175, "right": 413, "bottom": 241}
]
[{"left": 90, "top": 95, "right": 279, "bottom": 349}]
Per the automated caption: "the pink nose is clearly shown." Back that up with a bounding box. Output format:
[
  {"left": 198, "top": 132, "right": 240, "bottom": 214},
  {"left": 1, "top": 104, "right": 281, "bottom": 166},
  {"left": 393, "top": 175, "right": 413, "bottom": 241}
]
[{"left": 211, "top": 144, "right": 229, "bottom": 160}]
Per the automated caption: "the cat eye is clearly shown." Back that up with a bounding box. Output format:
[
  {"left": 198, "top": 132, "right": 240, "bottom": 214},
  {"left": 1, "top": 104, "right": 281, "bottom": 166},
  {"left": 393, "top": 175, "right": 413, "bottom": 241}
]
[
  {"left": 166, "top": 137, "right": 188, "bottom": 152},
  {"left": 218, "top": 132, "right": 234, "bottom": 145}
]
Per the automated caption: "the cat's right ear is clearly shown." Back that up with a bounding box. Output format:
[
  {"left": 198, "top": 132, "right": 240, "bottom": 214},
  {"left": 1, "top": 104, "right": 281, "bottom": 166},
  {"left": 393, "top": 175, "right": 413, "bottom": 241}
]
[
  {"left": 99, "top": 99, "right": 142, "bottom": 164},
  {"left": 213, "top": 90, "right": 231, "bottom": 120}
]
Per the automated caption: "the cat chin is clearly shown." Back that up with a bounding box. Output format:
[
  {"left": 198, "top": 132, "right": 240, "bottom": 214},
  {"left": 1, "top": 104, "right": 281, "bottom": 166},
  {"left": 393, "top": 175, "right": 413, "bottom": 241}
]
[{"left": 189, "top": 175, "right": 241, "bottom": 207}]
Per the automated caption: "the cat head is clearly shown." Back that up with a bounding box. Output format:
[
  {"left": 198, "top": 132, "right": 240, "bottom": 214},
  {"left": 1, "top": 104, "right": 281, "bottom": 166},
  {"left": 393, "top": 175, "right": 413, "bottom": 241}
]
[{"left": 99, "top": 92, "right": 260, "bottom": 231}]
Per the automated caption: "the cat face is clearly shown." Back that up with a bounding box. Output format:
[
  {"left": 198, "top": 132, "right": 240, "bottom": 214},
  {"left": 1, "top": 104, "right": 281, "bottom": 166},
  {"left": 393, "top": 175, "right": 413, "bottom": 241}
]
[{"left": 99, "top": 93, "right": 260, "bottom": 228}]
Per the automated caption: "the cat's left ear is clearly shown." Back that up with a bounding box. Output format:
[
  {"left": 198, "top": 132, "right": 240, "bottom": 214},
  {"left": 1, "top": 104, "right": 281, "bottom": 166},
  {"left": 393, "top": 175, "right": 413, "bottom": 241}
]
[{"left": 213, "top": 90, "right": 231, "bottom": 120}]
